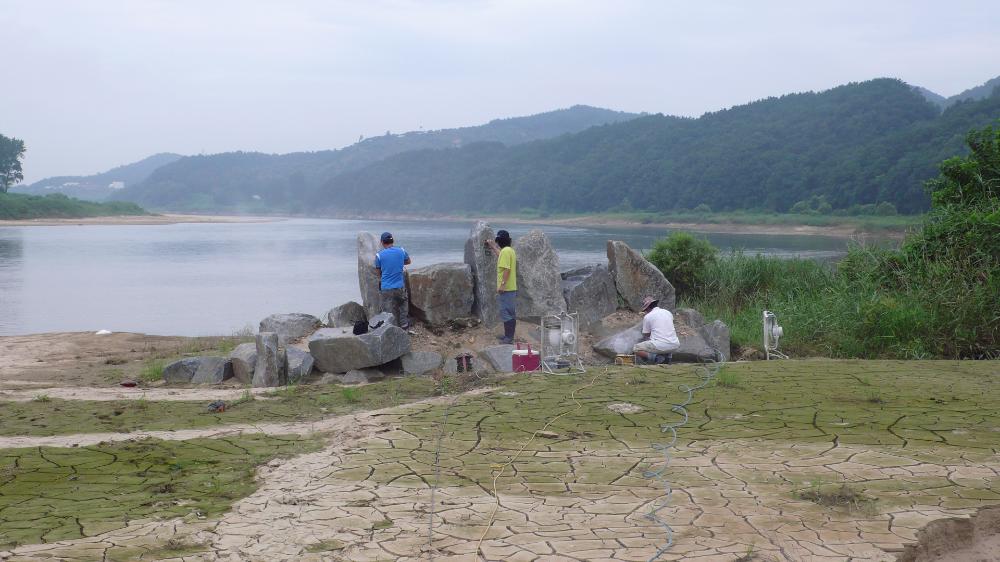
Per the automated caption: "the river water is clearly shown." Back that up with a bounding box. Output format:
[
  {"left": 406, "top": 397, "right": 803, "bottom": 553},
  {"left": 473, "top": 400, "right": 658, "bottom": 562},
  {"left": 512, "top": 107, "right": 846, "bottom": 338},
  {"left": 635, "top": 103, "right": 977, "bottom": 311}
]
[{"left": 0, "top": 218, "right": 860, "bottom": 336}]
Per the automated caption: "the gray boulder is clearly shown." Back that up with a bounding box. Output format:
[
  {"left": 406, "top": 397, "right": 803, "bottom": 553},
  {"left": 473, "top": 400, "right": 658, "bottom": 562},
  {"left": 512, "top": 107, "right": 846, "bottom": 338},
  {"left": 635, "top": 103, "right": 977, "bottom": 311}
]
[
  {"left": 674, "top": 331, "right": 717, "bottom": 363},
  {"left": 561, "top": 264, "right": 617, "bottom": 330},
  {"left": 700, "top": 320, "right": 731, "bottom": 361},
  {"left": 513, "top": 229, "right": 566, "bottom": 320},
  {"left": 357, "top": 232, "right": 383, "bottom": 319},
  {"left": 327, "top": 301, "right": 366, "bottom": 328},
  {"left": 408, "top": 263, "right": 474, "bottom": 326},
  {"left": 606, "top": 240, "right": 676, "bottom": 312},
  {"left": 367, "top": 311, "right": 397, "bottom": 328},
  {"left": 229, "top": 343, "right": 257, "bottom": 384},
  {"left": 401, "top": 351, "right": 443, "bottom": 376},
  {"left": 464, "top": 221, "right": 499, "bottom": 326},
  {"left": 285, "top": 347, "right": 315, "bottom": 384},
  {"left": 674, "top": 308, "right": 705, "bottom": 329},
  {"left": 162, "top": 358, "right": 202, "bottom": 384},
  {"left": 479, "top": 344, "right": 515, "bottom": 373},
  {"left": 308, "top": 324, "right": 410, "bottom": 374},
  {"left": 253, "top": 332, "right": 285, "bottom": 387},
  {"left": 593, "top": 323, "right": 644, "bottom": 358},
  {"left": 190, "top": 356, "right": 233, "bottom": 384},
  {"left": 259, "top": 313, "right": 322, "bottom": 345}
]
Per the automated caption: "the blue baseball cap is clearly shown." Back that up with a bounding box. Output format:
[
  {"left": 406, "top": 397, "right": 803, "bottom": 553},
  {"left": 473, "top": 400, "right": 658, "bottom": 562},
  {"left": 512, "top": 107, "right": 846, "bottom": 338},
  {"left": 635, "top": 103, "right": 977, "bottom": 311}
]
[{"left": 380, "top": 232, "right": 393, "bottom": 243}]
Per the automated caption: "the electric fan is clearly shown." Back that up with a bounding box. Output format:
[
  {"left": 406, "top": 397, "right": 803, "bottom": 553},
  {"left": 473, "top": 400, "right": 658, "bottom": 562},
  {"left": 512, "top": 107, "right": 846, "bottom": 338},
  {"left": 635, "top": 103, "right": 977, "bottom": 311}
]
[{"left": 762, "top": 310, "right": 787, "bottom": 360}]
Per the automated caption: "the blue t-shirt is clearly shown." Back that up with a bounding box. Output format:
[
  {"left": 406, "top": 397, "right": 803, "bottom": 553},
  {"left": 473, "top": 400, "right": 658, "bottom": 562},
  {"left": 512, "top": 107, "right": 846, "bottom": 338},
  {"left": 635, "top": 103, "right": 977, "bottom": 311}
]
[{"left": 374, "top": 246, "right": 409, "bottom": 290}]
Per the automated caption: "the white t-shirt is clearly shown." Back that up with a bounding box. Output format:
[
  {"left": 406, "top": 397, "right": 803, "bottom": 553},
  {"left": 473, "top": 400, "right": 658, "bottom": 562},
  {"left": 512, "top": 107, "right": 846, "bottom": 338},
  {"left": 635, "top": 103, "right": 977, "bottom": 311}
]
[{"left": 642, "top": 307, "right": 679, "bottom": 349}]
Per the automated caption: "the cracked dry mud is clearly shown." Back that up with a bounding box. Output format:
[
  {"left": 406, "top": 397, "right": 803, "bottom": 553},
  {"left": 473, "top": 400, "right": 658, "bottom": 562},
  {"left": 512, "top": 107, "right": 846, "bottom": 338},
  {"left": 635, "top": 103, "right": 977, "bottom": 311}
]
[{"left": 1, "top": 360, "right": 998, "bottom": 561}]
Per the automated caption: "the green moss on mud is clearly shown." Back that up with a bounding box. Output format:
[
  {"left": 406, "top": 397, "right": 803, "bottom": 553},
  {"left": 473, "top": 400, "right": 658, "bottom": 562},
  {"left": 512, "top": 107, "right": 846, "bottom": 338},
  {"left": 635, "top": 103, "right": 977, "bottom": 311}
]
[
  {"left": 0, "top": 434, "right": 321, "bottom": 546},
  {"left": 0, "top": 376, "right": 440, "bottom": 436}
]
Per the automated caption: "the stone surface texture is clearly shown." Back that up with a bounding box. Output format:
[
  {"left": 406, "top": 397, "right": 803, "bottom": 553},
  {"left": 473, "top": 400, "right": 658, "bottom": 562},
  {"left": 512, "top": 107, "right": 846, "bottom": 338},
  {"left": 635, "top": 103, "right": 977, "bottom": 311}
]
[
  {"left": 258, "top": 313, "right": 322, "bottom": 345},
  {"left": 561, "top": 264, "right": 617, "bottom": 329},
  {"left": 593, "top": 323, "right": 644, "bottom": 357},
  {"left": 327, "top": 301, "right": 366, "bottom": 328},
  {"left": 308, "top": 324, "right": 410, "bottom": 374},
  {"left": 228, "top": 343, "right": 257, "bottom": 384},
  {"left": 340, "top": 368, "right": 386, "bottom": 384},
  {"left": 189, "top": 356, "right": 232, "bottom": 385},
  {"left": 161, "top": 358, "right": 202, "bottom": 384},
  {"left": 700, "top": 319, "right": 731, "bottom": 361},
  {"left": 357, "top": 232, "right": 383, "bottom": 320},
  {"left": 607, "top": 239, "right": 676, "bottom": 312},
  {"left": 406, "top": 263, "right": 474, "bottom": 326},
  {"left": 252, "top": 332, "right": 285, "bottom": 387},
  {"left": 463, "top": 221, "right": 499, "bottom": 327},
  {"left": 513, "top": 229, "right": 566, "bottom": 320},
  {"left": 478, "top": 344, "right": 515, "bottom": 372},
  {"left": 400, "top": 351, "right": 443, "bottom": 376},
  {"left": 673, "top": 307, "right": 705, "bottom": 329},
  {"left": 285, "top": 348, "right": 315, "bottom": 384}
]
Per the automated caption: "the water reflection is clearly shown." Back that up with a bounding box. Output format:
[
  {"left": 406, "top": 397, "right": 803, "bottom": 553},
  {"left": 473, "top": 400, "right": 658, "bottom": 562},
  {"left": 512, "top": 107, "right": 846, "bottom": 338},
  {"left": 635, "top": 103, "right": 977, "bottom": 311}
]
[{"left": 0, "top": 230, "right": 24, "bottom": 334}]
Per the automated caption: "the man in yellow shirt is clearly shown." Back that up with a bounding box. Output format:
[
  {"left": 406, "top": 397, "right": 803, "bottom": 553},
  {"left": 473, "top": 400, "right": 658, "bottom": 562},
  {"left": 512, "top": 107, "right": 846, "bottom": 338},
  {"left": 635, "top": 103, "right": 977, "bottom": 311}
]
[{"left": 486, "top": 229, "right": 517, "bottom": 344}]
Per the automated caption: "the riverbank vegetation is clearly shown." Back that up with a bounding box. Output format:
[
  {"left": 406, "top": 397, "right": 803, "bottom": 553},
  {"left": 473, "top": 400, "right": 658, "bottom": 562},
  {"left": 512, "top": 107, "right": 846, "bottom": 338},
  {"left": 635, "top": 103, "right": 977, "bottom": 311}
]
[
  {"left": 652, "top": 126, "right": 999, "bottom": 359},
  {"left": 0, "top": 192, "right": 148, "bottom": 220}
]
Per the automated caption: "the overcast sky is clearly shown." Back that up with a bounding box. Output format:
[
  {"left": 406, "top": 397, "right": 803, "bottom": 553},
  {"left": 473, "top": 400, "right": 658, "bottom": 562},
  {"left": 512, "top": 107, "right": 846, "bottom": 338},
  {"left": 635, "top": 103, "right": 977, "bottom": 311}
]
[{"left": 5, "top": 0, "right": 999, "bottom": 182}]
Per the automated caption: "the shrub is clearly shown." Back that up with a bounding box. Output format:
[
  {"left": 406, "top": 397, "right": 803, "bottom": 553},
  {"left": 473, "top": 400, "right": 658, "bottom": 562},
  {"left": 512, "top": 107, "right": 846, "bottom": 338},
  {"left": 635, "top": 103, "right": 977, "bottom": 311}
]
[{"left": 646, "top": 232, "right": 717, "bottom": 295}]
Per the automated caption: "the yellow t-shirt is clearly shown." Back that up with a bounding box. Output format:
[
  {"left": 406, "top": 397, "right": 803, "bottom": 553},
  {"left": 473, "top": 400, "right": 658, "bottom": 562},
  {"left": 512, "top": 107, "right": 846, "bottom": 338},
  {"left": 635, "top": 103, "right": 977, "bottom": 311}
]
[{"left": 497, "top": 246, "right": 517, "bottom": 291}]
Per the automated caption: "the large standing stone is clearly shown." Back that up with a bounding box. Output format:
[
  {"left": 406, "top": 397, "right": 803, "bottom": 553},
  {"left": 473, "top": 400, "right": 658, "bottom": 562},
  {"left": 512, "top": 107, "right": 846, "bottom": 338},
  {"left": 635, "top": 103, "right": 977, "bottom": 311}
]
[
  {"left": 407, "top": 263, "right": 474, "bottom": 326},
  {"left": 513, "top": 229, "right": 566, "bottom": 320},
  {"left": 674, "top": 308, "right": 705, "bottom": 329},
  {"left": 253, "top": 332, "right": 285, "bottom": 387},
  {"left": 401, "top": 351, "right": 443, "bottom": 376},
  {"left": 285, "top": 347, "right": 315, "bottom": 384},
  {"left": 162, "top": 358, "right": 202, "bottom": 384},
  {"left": 259, "top": 313, "right": 322, "bottom": 345},
  {"left": 700, "top": 319, "right": 731, "bottom": 361},
  {"left": 561, "top": 264, "right": 617, "bottom": 330},
  {"left": 327, "top": 301, "right": 366, "bottom": 328},
  {"left": 308, "top": 324, "right": 410, "bottom": 374},
  {"left": 190, "top": 357, "right": 233, "bottom": 384},
  {"left": 229, "top": 343, "right": 257, "bottom": 384},
  {"left": 593, "top": 324, "right": 644, "bottom": 358},
  {"left": 464, "top": 221, "right": 499, "bottom": 326},
  {"left": 607, "top": 240, "right": 676, "bottom": 312},
  {"left": 478, "top": 344, "right": 515, "bottom": 372},
  {"left": 357, "top": 232, "right": 383, "bottom": 320}
]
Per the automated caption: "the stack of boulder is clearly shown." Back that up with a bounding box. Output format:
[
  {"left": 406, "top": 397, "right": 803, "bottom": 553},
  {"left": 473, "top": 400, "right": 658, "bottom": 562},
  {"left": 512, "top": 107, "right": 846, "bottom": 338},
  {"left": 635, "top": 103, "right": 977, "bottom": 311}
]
[{"left": 163, "top": 221, "right": 730, "bottom": 387}]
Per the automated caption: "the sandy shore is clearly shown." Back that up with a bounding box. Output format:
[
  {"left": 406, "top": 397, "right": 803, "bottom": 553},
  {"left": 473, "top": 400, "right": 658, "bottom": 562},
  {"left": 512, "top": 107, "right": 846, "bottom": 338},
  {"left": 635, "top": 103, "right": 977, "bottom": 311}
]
[{"left": 0, "top": 213, "right": 277, "bottom": 227}]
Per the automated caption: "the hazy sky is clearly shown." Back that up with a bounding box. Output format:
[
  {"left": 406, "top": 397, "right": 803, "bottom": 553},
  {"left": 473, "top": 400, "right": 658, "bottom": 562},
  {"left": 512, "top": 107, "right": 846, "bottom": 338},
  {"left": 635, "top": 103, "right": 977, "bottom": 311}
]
[{"left": 5, "top": 0, "right": 999, "bottom": 182}]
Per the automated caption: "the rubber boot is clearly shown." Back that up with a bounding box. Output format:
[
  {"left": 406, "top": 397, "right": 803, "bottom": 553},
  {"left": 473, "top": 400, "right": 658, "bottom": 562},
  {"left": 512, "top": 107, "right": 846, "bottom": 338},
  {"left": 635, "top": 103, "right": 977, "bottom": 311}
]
[{"left": 502, "top": 320, "right": 516, "bottom": 344}]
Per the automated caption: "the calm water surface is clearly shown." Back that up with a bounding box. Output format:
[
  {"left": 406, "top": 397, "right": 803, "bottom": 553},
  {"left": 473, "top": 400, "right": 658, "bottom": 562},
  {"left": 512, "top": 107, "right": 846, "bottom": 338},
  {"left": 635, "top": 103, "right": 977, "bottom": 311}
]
[{"left": 0, "top": 218, "right": 862, "bottom": 336}]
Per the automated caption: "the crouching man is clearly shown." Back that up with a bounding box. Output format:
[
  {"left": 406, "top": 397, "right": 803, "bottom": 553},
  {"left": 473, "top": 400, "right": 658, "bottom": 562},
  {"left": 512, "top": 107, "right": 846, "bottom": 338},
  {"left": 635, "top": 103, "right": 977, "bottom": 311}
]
[{"left": 633, "top": 296, "right": 679, "bottom": 364}]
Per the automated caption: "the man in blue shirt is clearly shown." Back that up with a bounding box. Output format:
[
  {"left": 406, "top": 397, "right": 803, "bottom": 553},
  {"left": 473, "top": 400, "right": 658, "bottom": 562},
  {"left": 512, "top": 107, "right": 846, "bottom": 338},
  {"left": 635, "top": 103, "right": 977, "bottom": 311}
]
[{"left": 374, "top": 231, "right": 412, "bottom": 330}]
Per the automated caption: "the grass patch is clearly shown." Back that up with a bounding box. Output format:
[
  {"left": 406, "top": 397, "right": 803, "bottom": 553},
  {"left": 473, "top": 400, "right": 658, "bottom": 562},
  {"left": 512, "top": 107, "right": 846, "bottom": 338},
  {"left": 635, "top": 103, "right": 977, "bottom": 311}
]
[
  {"left": 138, "top": 359, "right": 165, "bottom": 382},
  {"left": 0, "top": 376, "right": 450, "bottom": 436},
  {"left": 798, "top": 482, "right": 879, "bottom": 515},
  {"left": 715, "top": 369, "right": 742, "bottom": 388},
  {"left": 372, "top": 517, "right": 393, "bottom": 530},
  {"left": 31, "top": 394, "right": 50, "bottom": 403},
  {"left": 0, "top": 434, "right": 321, "bottom": 545},
  {"left": 305, "top": 539, "right": 345, "bottom": 553},
  {"left": 0, "top": 192, "right": 149, "bottom": 220}
]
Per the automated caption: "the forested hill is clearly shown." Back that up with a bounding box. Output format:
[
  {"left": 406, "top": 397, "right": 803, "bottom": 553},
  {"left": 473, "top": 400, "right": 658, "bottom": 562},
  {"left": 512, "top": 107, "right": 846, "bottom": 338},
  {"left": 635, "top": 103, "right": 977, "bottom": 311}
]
[
  {"left": 15, "top": 153, "right": 182, "bottom": 201},
  {"left": 115, "top": 105, "right": 638, "bottom": 211},
  {"left": 317, "top": 79, "right": 1000, "bottom": 214}
]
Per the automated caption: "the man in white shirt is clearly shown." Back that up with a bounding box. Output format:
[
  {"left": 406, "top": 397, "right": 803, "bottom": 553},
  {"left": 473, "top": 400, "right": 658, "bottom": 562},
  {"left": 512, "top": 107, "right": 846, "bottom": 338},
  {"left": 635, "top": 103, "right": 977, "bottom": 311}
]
[{"left": 633, "top": 296, "right": 679, "bottom": 364}]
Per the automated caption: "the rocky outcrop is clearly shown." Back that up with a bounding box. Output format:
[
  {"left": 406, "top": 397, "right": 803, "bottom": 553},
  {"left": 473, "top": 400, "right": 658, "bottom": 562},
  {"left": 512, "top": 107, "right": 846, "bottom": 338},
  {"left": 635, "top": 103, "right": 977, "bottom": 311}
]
[
  {"left": 700, "top": 320, "right": 730, "bottom": 361},
  {"left": 673, "top": 331, "right": 717, "bottom": 363},
  {"left": 407, "top": 263, "right": 474, "bottom": 326},
  {"left": 190, "top": 356, "right": 232, "bottom": 384},
  {"left": 561, "top": 264, "right": 617, "bottom": 329},
  {"left": 401, "top": 351, "right": 443, "bottom": 376},
  {"left": 229, "top": 343, "right": 257, "bottom": 384},
  {"left": 606, "top": 240, "right": 676, "bottom": 312},
  {"left": 479, "top": 344, "right": 514, "bottom": 372},
  {"left": 593, "top": 324, "right": 644, "bottom": 358},
  {"left": 674, "top": 308, "right": 705, "bottom": 329},
  {"left": 162, "top": 358, "right": 202, "bottom": 384},
  {"left": 285, "top": 347, "right": 315, "bottom": 384},
  {"left": 464, "top": 221, "right": 499, "bottom": 326},
  {"left": 327, "top": 301, "right": 366, "bottom": 328},
  {"left": 259, "top": 313, "right": 322, "bottom": 345},
  {"left": 357, "top": 232, "right": 383, "bottom": 319},
  {"left": 308, "top": 324, "right": 410, "bottom": 374},
  {"left": 514, "top": 229, "right": 566, "bottom": 320},
  {"left": 253, "top": 332, "right": 285, "bottom": 387}
]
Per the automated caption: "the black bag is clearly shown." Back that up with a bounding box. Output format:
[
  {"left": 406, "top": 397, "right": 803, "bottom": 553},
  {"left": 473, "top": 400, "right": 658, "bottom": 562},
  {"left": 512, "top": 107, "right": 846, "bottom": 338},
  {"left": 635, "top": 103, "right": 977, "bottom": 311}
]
[{"left": 352, "top": 320, "right": 369, "bottom": 335}]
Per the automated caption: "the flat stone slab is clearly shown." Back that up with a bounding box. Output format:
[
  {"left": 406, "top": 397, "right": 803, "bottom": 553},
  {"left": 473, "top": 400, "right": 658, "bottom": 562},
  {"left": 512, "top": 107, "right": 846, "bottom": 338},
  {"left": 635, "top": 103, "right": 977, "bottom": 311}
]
[
  {"left": 400, "top": 351, "right": 443, "bottom": 376},
  {"left": 308, "top": 324, "right": 410, "bottom": 373},
  {"left": 478, "top": 344, "right": 514, "bottom": 372}
]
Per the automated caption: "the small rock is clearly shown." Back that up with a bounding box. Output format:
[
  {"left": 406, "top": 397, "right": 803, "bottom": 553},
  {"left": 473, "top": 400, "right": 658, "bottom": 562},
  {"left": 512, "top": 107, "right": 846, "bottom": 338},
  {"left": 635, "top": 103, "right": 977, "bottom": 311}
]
[
  {"left": 285, "top": 347, "right": 315, "bottom": 384},
  {"left": 229, "top": 342, "right": 257, "bottom": 384},
  {"left": 190, "top": 356, "right": 232, "bottom": 384},
  {"left": 342, "top": 368, "right": 385, "bottom": 384},
  {"left": 607, "top": 402, "right": 643, "bottom": 414},
  {"left": 401, "top": 351, "right": 443, "bottom": 376}
]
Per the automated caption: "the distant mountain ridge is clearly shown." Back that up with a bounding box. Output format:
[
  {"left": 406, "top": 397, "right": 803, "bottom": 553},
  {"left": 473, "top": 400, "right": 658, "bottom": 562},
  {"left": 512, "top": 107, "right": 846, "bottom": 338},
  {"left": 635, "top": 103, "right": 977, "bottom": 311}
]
[
  {"left": 913, "top": 74, "right": 1000, "bottom": 110},
  {"left": 115, "top": 105, "right": 640, "bottom": 211},
  {"left": 15, "top": 153, "right": 183, "bottom": 201}
]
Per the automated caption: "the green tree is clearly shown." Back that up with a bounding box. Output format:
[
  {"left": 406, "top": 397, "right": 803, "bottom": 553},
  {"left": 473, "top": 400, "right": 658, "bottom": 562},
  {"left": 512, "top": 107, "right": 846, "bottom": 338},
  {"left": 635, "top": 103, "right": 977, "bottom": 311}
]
[
  {"left": 0, "top": 134, "right": 26, "bottom": 193},
  {"left": 646, "top": 232, "right": 718, "bottom": 295}
]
